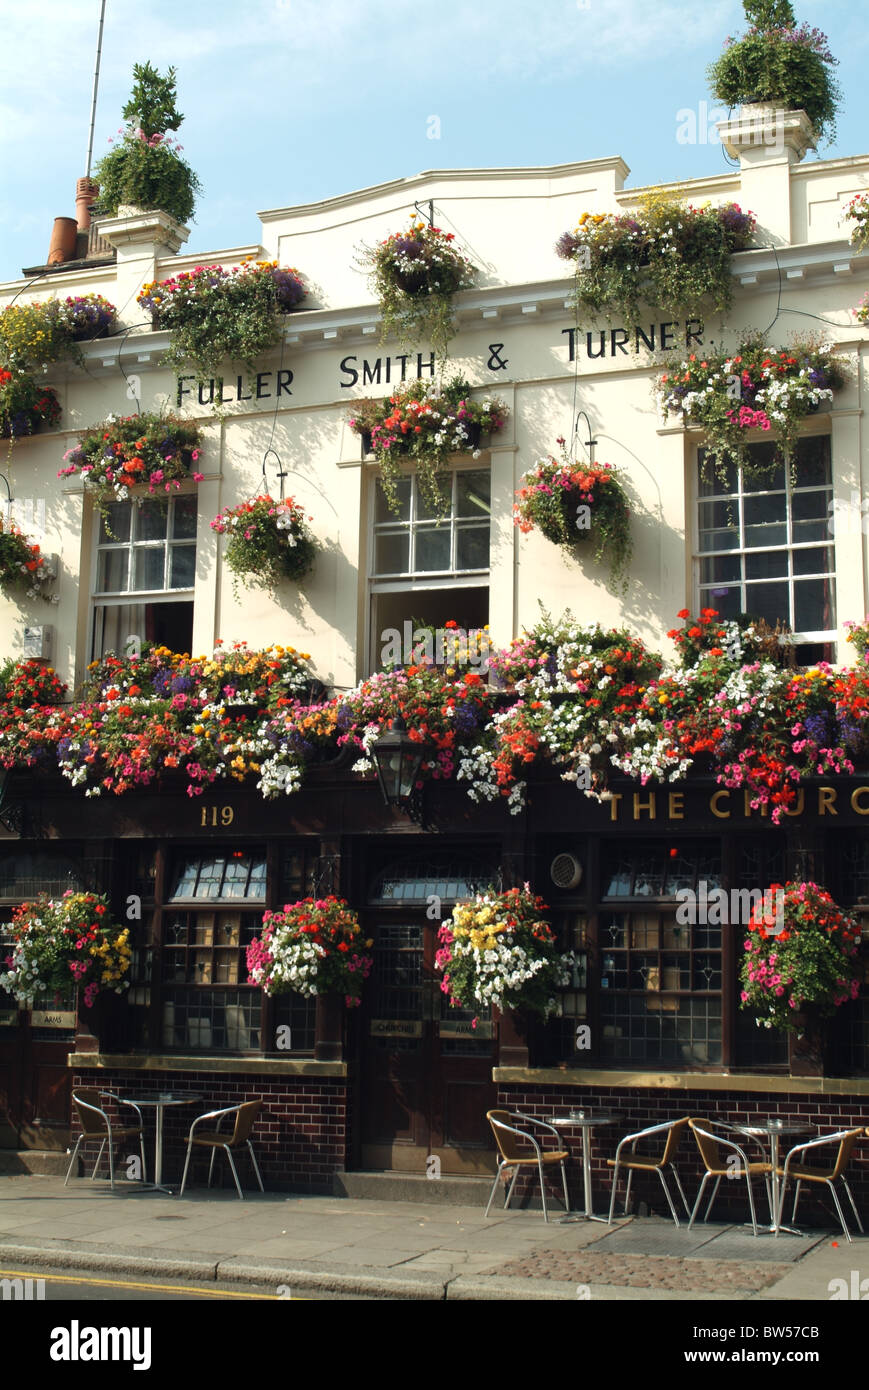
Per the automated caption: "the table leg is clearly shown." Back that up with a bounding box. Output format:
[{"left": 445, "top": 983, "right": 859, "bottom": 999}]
[{"left": 154, "top": 1105, "right": 164, "bottom": 1189}]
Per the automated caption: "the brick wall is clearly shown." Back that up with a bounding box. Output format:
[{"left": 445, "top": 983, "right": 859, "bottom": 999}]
[
  {"left": 497, "top": 1083, "right": 869, "bottom": 1228},
  {"left": 72, "top": 1069, "right": 348, "bottom": 1193}
]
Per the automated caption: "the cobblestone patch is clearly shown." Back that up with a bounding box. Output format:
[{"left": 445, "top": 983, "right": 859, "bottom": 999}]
[{"left": 489, "top": 1249, "right": 792, "bottom": 1293}]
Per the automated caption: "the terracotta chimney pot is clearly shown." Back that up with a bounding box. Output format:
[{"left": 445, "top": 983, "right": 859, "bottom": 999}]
[
  {"left": 76, "top": 177, "right": 99, "bottom": 231},
  {"left": 47, "top": 216, "right": 78, "bottom": 265}
]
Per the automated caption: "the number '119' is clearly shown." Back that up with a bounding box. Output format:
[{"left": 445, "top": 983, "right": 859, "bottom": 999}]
[{"left": 200, "top": 805, "right": 234, "bottom": 826}]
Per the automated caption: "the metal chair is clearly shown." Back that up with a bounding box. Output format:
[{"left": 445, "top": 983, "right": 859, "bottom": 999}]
[
  {"left": 776, "top": 1128, "right": 865, "bottom": 1243},
  {"left": 64, "top": 1088, "right": 147, "bottom": 1191},
  {"left": 689, "top": 1119, "right": 773, "bottom": 1237},
  {"left": 485, "top": 1110, "right": 571, "bottom": 1223},
  {"left": 178, "top": 1098, "right": 264, "bottom": 1200},
  {"left": 607, "top": 1117, "right": 693, "bottom": 1228}
]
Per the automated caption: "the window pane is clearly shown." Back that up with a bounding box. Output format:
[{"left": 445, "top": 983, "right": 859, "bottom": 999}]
[
  {"left": 745, "top": 549, "right": 788, "bottom": 579},
  {"left": 99, "top": 505, "right": 131, "bottom": 543},
  {"left": 456, "top": 471, "right": 491, "bottom": 517},
  {"left": 97, "top": 549, "right": 129, "bottom": 592},
  {"left": 743, "top": 581, "right": 789, "bottom": 625},
  {"left": 743, "top": 493, "right": 787, "bottom": 547},
  {"left": 794, "top": 579, "right": 835, "bottom": 633},
  {"left": 792, "top": 518, "right": 830, "bottom": 545},
  {"left": 374, "top": 531, "right": 409, "bottom": 574},
  {"left": 794, "top": 439, "right": 831, "bottom": 486},
  {"left": 699, "top": 585, "right": 741, "bottom": 618},
  {"left": 376, "top": 478, "right": 410, "bottom": 522},
  {"left": 134, "top": 547, "right": 166, "bottom": 591},
  {"left": 792, "top": 489, "right": 831, "bottom": 523},
  {"left": 173, "top": 496, "right": 198, "bottom": 539},
  {"left": 698, "top": 454, "right": 737, "bottom": 495},
  {"left": 793, "top": 546, "right": 833, "bottom": 576},
  {"left": 416, "top": 486, "right": 447, "bottom": 522},
  {"left": 743, "top": 462, "right": 785, "bottom": 492},
  {"left": 456, "top": 524, "right": 489, "bottom": 570},
  {"left": 415, "top": 527, "right": 452, "bottom": 572},
  {"left": 136, "top": 501, "right": 168, "bottom": 541},
  {"left": 700, "top": 554, "right": 740, "bottom": 585},
  {"left": 170, "top": 545, "right": 196, "bottom": 589}
]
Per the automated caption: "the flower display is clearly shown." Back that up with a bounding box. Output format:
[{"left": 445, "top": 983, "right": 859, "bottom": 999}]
[
  {"left": 0, "top": 514, "right": 52, "bottom": 599},
  {"left": 435, "top": 886, "right": 574, "bottom": 1016},
  {"left": 59, "top": 294, "right": 117, "bottom": 340},
  {"left": 0, "top": 367, "right": 61, "bottom": 438},
  {"left": 843, "top": 191, "right": 869, "bottom": 251},
  {"left": 513, "top": 442, "right": 632, "bottom": 590},
  {"left": 348, "top": 374, "right": 507, "bottom": 514},
  {"left": 656, "top": 333, "right": 847, "bottom": 477},
  {"left": 556, "top": 197, "right": 755, "bottom": 326},
  {"left": 0, "top": 659, "right": 67, "bottom": 708},
  {"left": 0, "top": 891, "right": 131, "bottom": 1007},
  {"left": 92, "top": 61, "right": 201, "bottom": 224},
  {"left": 246, "top": 897, "right": 373, "bottom": 1006},
  {"left": 845, "top": 618, "right": 869, "bottom": 662},
  {"left": 137, "top": 260, "right": 306, "bottom": 381},
  {"left": 358, "top": 218, "right": 476, "bottom": 359},
  {"left": 210, "top": 494, "right": 317, "bottom": 594},
  {"left": 739, "top": 881, "right": 861, "bottom": 1032},
  {"left": 707, "top": 2, "right": 841, "bottom": 146},
  {"left": 0, "top": 295, "right": 117, "bottom": 374},
  {"left": 1, "top": 609, "right": 869, "bottom": 827},
  {"left": 59, "top": 412, "right": 204, "bottom": 508}
]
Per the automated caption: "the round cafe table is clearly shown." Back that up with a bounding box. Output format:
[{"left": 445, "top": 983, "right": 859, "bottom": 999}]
[
  {"left": 118, "top": 1093, "right": 202, "bottom": 1195},
  {"left": 549, "top": 1110, "right": 624, "bottom": 1222},
  {"left": 731, "top": 1119, "right": 815, "bottom": 1235}
]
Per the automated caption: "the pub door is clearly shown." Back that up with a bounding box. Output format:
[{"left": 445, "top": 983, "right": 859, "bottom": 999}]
[
  {"left": 360, "top": 914, "right": 497, "bottom": 1174},
  {"left": 0, "top": 1005, "right": 76, "bottom": 1151}
]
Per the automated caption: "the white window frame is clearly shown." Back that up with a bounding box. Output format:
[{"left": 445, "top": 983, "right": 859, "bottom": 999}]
[{"left": 693, "top": 438, "right": 836, "bottom": 652}]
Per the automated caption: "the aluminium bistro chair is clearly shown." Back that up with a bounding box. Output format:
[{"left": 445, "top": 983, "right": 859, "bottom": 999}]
[
  {"left": 485, "top": 1110, "right": 571, "bottom": 1223},
  {"left": 606, "top": 1117, "right": 693, "bottom": 1228},
  {"left": 689, "top": 1119, "right": 773, "bottom": 1237},
  {"left": 776, "top": 1128, "right": 865, "bottom": 1243},
  {"left": 64, "top": 1088, "right": 147, "bottom": 1191},
  {"left": 178, "top": 1098, "right": 264, "bottom": 1200}
]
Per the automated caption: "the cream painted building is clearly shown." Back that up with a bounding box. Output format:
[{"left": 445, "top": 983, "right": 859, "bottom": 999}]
[{"left": 1, "top": 111, "right": 867, "bottom": 694}]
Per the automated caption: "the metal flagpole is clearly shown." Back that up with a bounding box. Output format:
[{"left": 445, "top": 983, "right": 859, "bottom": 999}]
[{"left": 84, "top": 0, "right": 108, "bottom": 179}]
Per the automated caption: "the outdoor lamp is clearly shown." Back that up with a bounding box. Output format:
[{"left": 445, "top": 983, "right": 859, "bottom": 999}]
[{"left": 371, "top": 716, "right": 431, "bottom": 819}]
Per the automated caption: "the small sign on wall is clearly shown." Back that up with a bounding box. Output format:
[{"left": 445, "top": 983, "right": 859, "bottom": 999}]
[
  {"left": 0, "top": 1008, "right": 19, "bottom": 1027},
  {"left": 31, "top": 1009, "right": 76, "bottom": 1029}
]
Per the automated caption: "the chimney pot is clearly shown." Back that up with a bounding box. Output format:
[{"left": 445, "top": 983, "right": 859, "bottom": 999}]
[
  {"left": 76, "top": 177, "right": 99, "bottom": 232},
  {"left": 47, "top": 216, "right": 78, "bottom": 265}
]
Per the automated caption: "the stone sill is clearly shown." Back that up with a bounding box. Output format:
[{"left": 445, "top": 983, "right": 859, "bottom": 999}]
[
  {"left": 68, "top": 1052, "right": 347, "bottom": 1079},
  {"left": 493, "top": 1067, "right": 869, "bottom": 1095}
]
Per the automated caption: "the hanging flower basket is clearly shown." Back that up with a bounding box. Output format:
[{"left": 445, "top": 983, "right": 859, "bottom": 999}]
[
  {"left": 137, "top": 260, "right": 306, "bottom": 381},
  {"left": 435, "top": 886, "right": 575, "bottom": 1018},
  {"left": 358, "top": 218, "right": 476, "bottom": 359},
  {"left": 0, "top": 368, "right": 61, "bottom": 438},
  {"left": 60, "top": 294, "right": 117, "bottom": 341},
  {"left": 246, "top": 896, "right": 373, "bottom": 1007},
  {"left": 739, "top": 881, "right": 861, "bottom": 1042},
  {"left": 347, "top": 375, "right": 507, "bottom": 515},
  {"left": 556, "top": 198, "right": 755, "bottom": 325},
  {"left": 656, "top": 332, "right": 848, "bottom": 479},
  {"left": 210, "top": 494, "right": 317, "bottom": 594},
  {"left": 0, "top": 515, "right": 52, "bottom": 599},
  {"left": 59, "top": 411, "right": 204, "bottom": 510},
  {"left": 844, "top": 192, "right": 869, "bottom": 251},
  {"left": 513, "top": 444, "right": 632, "bottom": 591},
  {"left": 0, "top": 891, "right": 132, "bottom": 1008}
]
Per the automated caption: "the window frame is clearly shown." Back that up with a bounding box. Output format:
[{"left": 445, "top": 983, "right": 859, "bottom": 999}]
[{"left": 693, "top": 436, "right": 836, "bottom": 652}]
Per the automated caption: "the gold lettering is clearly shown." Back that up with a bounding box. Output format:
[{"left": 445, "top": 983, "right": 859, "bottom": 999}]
[
  {"left": 633, "top": 791, "right": 657, "bottom": 820},
  {"left": 710, "top": 790, "right": 731, "bottom": 819},
  {"left": 608, "top": 793, "right": 623, "bottom": 822},
  {"left": 783, "top": 789, "right": 805, "bottom": 817},
  {"left": 668, "top": 791, "right": 684, "bottom": 820},
  {"left": 743, "top": 791, "right": 768, "bottom": 818},
  {"left": 851, "top": 786, "right": 869, "bottom": 815},
  {"left": 818, "top": 786, "right": 838, "bottom": 816}
]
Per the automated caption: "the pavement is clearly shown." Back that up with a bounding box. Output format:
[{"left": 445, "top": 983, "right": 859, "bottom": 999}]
[{"left": 0, "top": 1172, "right": 866, "bottom": 1301}]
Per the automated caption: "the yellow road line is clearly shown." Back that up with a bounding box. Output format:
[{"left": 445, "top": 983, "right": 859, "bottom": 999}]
[{"left": 0, "top": 1268, "right": 296, "bottom": 1299}]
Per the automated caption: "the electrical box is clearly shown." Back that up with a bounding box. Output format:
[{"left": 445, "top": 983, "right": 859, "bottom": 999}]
[{"left": 22, "top": 626, "right": 52, "bottom": 660}]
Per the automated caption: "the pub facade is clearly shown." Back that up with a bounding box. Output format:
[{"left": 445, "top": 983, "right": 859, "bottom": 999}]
[{"left": 1, "top": 109, "right": 868, "bottom": 1213}]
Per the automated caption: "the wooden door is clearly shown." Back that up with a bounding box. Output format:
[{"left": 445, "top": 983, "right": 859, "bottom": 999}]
[{"left": 360, "top": 915, "right": 496, "bottom": 1174}]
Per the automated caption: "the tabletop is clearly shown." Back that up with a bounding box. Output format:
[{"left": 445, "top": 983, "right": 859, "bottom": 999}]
[
  {"left": 118, "top": 1094, "right": 203, "bottom": 1107},
  {"left": 732, "top": 1120, "right": 814, "bottom": 1138},
  {"left": 549, "top": 1111, "right": 624, "bottom": 1128}
]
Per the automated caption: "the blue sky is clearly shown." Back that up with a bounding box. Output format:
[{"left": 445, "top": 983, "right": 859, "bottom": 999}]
[{"left": 0, "top": 0, "right": 866, "bottom": 280}]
